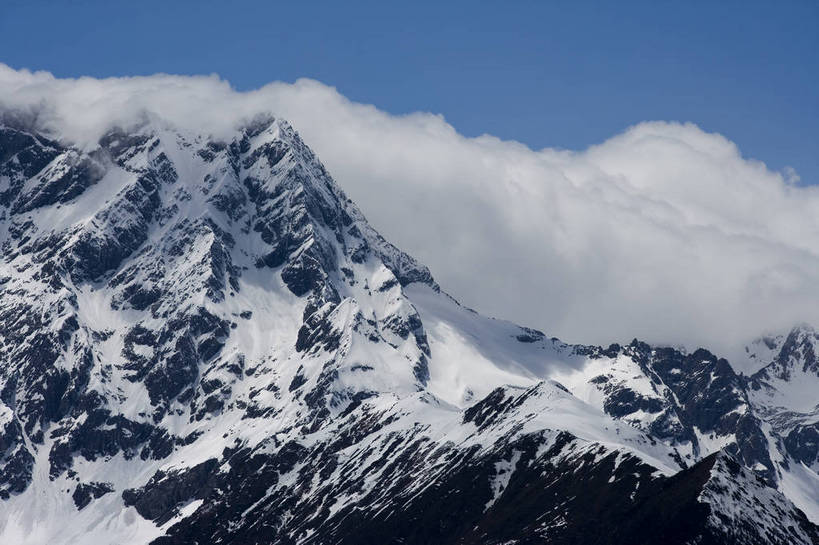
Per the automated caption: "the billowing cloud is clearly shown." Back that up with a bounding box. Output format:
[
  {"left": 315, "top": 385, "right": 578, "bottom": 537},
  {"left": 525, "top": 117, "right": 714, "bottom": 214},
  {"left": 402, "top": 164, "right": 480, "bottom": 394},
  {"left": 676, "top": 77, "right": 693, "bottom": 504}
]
[{"left": 2, "top": 64, "right": 817, "bottom": 368}]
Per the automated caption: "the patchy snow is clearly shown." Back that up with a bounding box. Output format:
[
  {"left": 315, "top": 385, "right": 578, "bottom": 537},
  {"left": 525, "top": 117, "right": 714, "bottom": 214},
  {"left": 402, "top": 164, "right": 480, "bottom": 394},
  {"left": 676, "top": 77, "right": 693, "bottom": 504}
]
[
  {"left": 700, "top": 453, "right": 817, "bottom": 544},
  {"left": 485, "top": 450, "right": 522, "bottom": 510}
]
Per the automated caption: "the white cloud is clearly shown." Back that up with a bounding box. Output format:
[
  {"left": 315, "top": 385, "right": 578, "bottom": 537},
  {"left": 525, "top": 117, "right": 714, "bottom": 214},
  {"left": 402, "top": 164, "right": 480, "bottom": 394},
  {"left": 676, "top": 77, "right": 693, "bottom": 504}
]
[
  {"left": 783, "top": 166, "right": 801, "bottom": 186},
  {"left": 2, "top": 64, "right": 817, "bottom": 366}
]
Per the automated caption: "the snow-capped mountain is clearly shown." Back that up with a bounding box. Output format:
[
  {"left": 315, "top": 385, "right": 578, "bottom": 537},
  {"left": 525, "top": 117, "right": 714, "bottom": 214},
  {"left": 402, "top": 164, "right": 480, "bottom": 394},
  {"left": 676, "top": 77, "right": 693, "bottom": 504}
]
[{"left": 0, "top": 114, "right": 816, "bottom": 544}]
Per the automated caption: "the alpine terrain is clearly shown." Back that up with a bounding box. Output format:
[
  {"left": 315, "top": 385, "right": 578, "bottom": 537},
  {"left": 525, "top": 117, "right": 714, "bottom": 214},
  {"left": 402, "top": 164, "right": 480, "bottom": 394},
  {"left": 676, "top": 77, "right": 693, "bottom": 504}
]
[{"left": 0, "top": 112, "right": 817, "bottom": 544}]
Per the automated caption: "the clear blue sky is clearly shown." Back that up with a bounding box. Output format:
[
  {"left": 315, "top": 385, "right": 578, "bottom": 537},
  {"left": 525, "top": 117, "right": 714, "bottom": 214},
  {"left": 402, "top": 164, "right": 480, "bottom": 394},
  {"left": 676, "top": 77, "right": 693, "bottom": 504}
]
[{"left": 2, "top": 0, "right": 817, "bottom": 183}]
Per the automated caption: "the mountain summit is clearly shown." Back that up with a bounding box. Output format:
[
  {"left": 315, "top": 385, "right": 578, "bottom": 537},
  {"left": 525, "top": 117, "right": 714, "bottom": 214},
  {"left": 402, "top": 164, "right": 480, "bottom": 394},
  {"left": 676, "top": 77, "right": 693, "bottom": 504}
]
[{"left": 0, "top": 116, "right": 816, "bottom": 544}]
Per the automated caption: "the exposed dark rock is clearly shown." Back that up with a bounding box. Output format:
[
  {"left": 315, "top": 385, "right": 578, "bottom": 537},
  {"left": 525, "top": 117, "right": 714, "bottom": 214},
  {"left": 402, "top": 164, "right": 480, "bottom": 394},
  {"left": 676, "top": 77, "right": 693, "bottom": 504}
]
[
  {"left": 123, "top": 458, "right": 219, "bottom": 525},
  {"left": 73, "top": 481, "right": 114, "bottom": 510}
]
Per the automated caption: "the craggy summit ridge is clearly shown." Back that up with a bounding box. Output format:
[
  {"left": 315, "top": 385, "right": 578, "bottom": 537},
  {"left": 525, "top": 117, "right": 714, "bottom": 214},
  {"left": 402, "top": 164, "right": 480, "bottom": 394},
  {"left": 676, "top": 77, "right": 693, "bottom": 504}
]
[{"left": 0, "top": 114, "right": 816, "bottom": 544}]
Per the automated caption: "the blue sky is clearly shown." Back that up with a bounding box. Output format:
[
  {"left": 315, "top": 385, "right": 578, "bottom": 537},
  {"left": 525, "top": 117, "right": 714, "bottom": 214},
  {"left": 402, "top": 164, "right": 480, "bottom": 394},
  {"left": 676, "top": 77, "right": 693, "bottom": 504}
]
[{"left": 2, "top": 0, "right": 817, "bottom": 183}]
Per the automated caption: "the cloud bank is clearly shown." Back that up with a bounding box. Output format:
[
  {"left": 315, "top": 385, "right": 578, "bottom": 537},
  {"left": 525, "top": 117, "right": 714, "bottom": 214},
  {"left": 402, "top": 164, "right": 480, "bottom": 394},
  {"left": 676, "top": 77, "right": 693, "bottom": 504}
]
[{"left": 2, "top": 64, "right": 817, "bottom": 367}]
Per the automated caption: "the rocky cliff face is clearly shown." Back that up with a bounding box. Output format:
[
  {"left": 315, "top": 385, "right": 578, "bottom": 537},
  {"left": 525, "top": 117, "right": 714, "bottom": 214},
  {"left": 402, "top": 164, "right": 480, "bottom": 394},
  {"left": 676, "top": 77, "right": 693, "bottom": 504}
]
[{"left": 0, "top": 116, "right": 816, "bottom": 544}]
